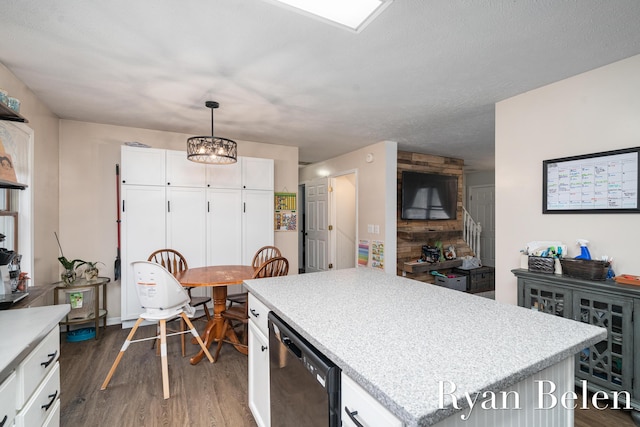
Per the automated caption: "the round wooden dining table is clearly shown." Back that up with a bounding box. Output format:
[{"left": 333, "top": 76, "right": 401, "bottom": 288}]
[{"left": 175, "top": 265, "right": 256, "bottom": 365}]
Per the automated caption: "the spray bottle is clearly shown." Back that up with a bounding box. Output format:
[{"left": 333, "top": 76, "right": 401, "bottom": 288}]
[{"left": 575, "top": 239, "right": 592, "bottom": 260}]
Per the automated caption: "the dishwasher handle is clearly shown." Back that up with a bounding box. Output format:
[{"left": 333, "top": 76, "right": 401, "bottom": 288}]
[{"left": 281, "top": 335, "right": 302, "bottom": 359}]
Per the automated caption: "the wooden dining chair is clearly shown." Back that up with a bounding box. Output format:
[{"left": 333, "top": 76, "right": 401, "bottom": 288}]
[
  {"left": 226, "top": 245, "right": 282, "bottom": 307},
  {"left": 148, "top": 249, "right": 212, "bottom": 321},
  {"left": 148, "top": 249, "right": 211, "bottom": 356},
  {"left": 214, "top": 256, "right": 289, "bottom": 362}
]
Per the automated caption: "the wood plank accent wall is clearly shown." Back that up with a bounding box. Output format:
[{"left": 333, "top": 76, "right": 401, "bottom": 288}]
[{"left": 397, "top": 151, "right": 474, "bottom": 282}]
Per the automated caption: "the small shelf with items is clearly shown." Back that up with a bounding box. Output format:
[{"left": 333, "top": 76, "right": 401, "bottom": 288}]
[
  {"left": 0, "top": 102, "right": 28, "bottom": 123},
  {"left": 397, "top": 229, "right": 461, "bottom": 241},
  {"left": 402, "top": 258, "right": 462, "bottom": 274},
  {"left": 53, "top": 277, "right": 110, "bottom": 339}
]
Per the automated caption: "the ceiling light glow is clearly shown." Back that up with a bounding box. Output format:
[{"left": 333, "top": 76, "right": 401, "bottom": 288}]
[{"left": 266, "top": 0, "right": 393, "bottom": 32}]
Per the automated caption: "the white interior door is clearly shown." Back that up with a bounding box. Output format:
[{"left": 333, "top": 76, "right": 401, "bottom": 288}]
[
  {"left": 305, "top": 178, "right": 329, "bottom": 273},
  {"left": 332, "top": 174, "right": 356, "bottom": 270},
  {"left": 469, "top": 185, "right": 495, "bottom": 267}
]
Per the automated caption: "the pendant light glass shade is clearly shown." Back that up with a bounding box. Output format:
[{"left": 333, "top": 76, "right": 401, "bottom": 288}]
[{"left": 187, "top": 101, "right": 237, "bottom": 164}]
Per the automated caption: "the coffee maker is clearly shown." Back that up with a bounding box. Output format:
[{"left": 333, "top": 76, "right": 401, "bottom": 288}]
[{"left": 0, "top": 248, "right": 16, "bottom": 295}]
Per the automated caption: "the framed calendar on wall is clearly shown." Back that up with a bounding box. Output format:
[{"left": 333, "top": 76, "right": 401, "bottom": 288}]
[{"left": 543, "top": 147, "right": 639, "bottom": 214}]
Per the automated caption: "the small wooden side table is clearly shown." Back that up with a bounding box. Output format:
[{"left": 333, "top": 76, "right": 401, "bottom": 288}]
[{"left": 53, "top": 276, "right": 110, "bottom": 339}]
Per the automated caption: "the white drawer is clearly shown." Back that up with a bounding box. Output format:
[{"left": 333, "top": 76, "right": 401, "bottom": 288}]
[
  {"left": 0, "top": 372, "right": 17, "bottom": 427},
  {"left": 16, "top": 327, "right": 60, "bottom": 408},
  {"left": 15, "top": 362, "right": 60, "bottom": 427},
  {"left": 42, "top": 398, "right": 60, "bottom": 427},
  {"left": 341, "top": 373, "right": 403, "bottom": 427},
  {"left": 248, "top": 293, "right": 269, "bottom": 337}
]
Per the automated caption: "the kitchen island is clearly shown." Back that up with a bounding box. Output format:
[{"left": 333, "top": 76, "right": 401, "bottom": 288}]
[{"left": 244, "top": 268, "right": 607, "bottom": 427}]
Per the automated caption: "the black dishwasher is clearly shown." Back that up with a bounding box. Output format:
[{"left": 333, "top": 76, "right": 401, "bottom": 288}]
[{"left": 268, "top": 312, "right": 340, "bottom": 427}]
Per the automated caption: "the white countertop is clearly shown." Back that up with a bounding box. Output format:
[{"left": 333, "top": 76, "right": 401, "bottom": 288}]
[
  {"left": 0, "top": 304, "right": 70, "bottom": 383},
  {"left": 244, "top": 268, "right": 606, "bottom": 427}
]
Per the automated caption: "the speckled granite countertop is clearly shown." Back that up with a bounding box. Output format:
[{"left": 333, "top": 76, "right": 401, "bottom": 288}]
[
  {"left": 0, "top": 304, "right": 70, "bottom": 383},
  {"left": 244, "top": 268, "right": 606, "bottom": 427}
]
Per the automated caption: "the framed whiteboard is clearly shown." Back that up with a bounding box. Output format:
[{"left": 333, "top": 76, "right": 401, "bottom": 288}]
[{"left": 543, "top": 147, "right": 639, "bottom": 214}]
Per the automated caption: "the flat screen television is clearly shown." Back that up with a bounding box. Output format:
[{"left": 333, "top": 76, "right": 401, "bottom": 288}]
[{"left": 401, "top": 171, "right": 458, "bottom": 220}]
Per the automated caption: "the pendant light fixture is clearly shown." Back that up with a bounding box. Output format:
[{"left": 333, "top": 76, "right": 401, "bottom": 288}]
[{"left": 187, "top": 101, "right": 237, "bottom": 164}]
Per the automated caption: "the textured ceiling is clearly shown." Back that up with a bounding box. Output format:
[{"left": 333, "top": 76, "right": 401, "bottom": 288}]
[{"left": 2, "top": 0, "right": 640, "bottom": 171}]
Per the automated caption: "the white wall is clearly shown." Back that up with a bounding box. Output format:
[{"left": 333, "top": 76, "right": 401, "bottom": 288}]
[
  {"left": 334, "top": 173, "right": 356, "bottom": 269},
  {"left": 299, "top": 141, "right": 397, "bottom": 274},
  {"left": 496, "top": 54, "right": 640, "bottom": 304},
  {"left": 59, "top": 120, "right": 298, "bottom": 322}
]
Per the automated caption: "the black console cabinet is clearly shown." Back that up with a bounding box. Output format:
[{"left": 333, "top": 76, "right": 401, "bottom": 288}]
[{"left": 513, "top": 268, "right": 640, "bottom": 421}]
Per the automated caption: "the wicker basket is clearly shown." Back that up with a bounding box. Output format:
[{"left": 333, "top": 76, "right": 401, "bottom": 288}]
[
  {"left": 528, "top": 256, "right": 555, "bottom": 274},
  {"left": 560, "top": 258, "right": 610, "bottom": 281}
]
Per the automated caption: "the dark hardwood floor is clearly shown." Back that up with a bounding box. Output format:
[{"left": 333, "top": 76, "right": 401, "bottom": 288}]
[
  {"left": 60, "top": 324, "right": 257, "bottom": 427},
  {"left": 60, "top": 324, "right": 638, "bottom": 427}
]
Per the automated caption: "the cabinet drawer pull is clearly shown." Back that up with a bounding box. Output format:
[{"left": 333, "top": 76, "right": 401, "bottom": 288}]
[
  {"left": 40, "top": 351, "right": 58, "bottom": 368},
  {"left": 0, "top": 415, "right": 7, "bottom": 427},
  {"left": 345, "top": 406, "right": 365, "bottom": 427},
  {"left": 261, "top": 345, "right": 267, "bottom": 352},
  {"left": 41, "top": 391, "right": 58, "bottom": 411},
  {"left": 250, "top": 309, "right": 259, "bottom": 318}
]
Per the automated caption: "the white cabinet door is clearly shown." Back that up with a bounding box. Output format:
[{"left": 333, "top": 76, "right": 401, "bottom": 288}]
[
  {"left": 206, "top": 189, "right": 242, "bottom": 266},
  {"left": 0, "top": 372, "right": 16, "bottom": 427},
  {"left": 242, "top": 157, "right": 274, "bottom": 190},
  {"left": 120, "top": 184, "right": 166, "bottom": 321},
  {"left": 166, "top": 149, "right": 206, "bottom": 187},
  {"left": 242, "top": 190, "right": 274, "bottom": 265},
  {"left": 120, "top": 146, "right": 166, "bottom": 186},
  {"left": 248, "top": 321, "right": 270, "bottom": 427},
  {"left": 206, "top": 161, "right": 242, "bottom": 189},
  {"left": 341, "top": 373, "right": 403, "bottom": 427},
  {"left": 166, "top": 187, "right": 207, "bottom": 267},
  {"left": 167, "top": 186, "right": 209, "bottom": 300}
]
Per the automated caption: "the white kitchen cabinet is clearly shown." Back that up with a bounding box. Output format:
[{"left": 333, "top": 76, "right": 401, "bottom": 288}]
[
  {"left": 207, "top": 161, "right": 242, "bottom": 189},
  {"left": 14, "top": 327, "right": 62, "bottom": 427},
  {"left": 206, "top": 156, "right": 273, "bottom": 190},
  {"left": 121, "top": 185, "right": 211, "bottom": 322},
  {"left": 120, "top": 146, "right": 165, "bottom": 186},
  {"left": 249, "top": 322, "right": 270, "bottom": 427},
  {"left": 167, "top": 186, "right": 209, "bottom": 300},
  {"left": 166, "top": 149, "right": 206, "bottom": 187},
  {"left": 242, "top": 190, "right": 274, "bottom": 265},
  {"left": 206, "top": 189, "right": 242, "bottom": 266},
  {"left": 0, "top": 372, "right": 16, "bottom": 427},
  {"left": 242, "top": 157, "right": 274, "bottom": 190},
  {"left": 120, "top": 184, "right": 166, "bottom": 321},
  {"left": 207, "top": 187, "right": 273, "bottom": 294},
  {"left": 341, "top": 373, "right": 403, "bottom": 427},
  {"left": 248, "top": 295, "right": 270, "bottom": 427},
  {"left": 120, "top": 147, "right": 274, "bottom": 323},
  {"left": 166, "top": 186, "right": 207, "bottom": 266},
  {"left": 15, "top": 363, "right": 60, "bottom": 427},
  {"left": 248, "top": 293, "right": 269, "bottom": 336}
]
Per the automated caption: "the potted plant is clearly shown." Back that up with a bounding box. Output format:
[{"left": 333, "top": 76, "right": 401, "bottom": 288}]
[
  {"left": 83, "top": 261, "right": 105, "bottom": 281},
  {"left": 58, "top": 256, "right": 86, "bottom": 285}
]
